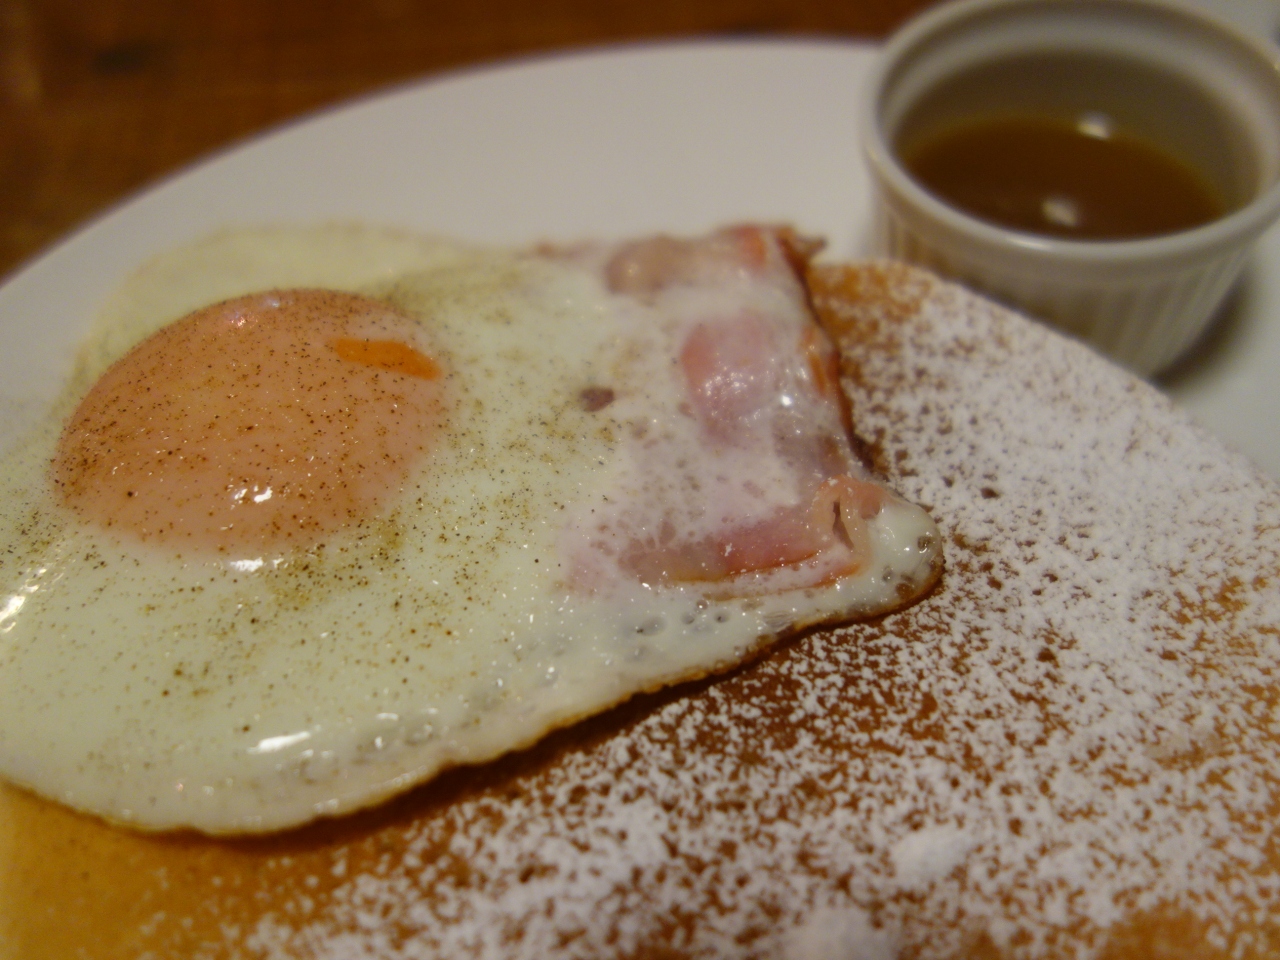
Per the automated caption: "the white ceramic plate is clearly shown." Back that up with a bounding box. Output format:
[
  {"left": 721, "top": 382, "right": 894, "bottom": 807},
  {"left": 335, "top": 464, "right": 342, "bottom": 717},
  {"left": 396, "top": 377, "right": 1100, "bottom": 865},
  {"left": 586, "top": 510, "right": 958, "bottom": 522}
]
[{"left": 2, "top": 1, "right": 1278, "bottom": 477}]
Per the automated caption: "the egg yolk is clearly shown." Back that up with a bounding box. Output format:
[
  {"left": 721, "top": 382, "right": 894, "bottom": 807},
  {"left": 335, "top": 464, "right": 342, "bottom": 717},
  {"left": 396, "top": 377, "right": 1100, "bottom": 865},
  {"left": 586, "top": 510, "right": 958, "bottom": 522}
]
[{"left": 51, "top": 289, "right": 444, "bottom": 556}]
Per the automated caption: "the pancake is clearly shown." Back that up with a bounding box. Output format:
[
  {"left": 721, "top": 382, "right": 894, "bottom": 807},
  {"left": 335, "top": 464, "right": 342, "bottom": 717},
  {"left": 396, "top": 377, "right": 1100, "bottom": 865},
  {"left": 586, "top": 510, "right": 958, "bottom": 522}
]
[{"left": 2, "top": 259, "right": 1279, "bottom": 959}]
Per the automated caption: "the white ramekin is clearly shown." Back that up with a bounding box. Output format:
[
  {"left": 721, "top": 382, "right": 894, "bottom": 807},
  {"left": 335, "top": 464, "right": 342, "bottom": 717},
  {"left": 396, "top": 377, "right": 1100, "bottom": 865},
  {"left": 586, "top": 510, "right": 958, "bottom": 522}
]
[{"left": 862, "top": 0, "right": 1280, "bottom": 376}]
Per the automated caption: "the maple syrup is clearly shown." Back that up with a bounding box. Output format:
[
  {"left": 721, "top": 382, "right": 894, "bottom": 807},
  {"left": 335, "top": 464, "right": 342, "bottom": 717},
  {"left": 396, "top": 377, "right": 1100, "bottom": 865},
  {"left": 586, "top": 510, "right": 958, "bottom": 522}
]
[{"left": 900, "top": 112, "right": 1226, "bottom": 240}]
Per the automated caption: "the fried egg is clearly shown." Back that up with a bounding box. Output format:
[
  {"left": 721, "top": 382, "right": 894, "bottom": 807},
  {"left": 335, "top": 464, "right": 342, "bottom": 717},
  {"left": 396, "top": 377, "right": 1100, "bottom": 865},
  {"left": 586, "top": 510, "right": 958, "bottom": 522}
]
[{"left": 0, "top": 223, "right": 941, "bottom": 835}]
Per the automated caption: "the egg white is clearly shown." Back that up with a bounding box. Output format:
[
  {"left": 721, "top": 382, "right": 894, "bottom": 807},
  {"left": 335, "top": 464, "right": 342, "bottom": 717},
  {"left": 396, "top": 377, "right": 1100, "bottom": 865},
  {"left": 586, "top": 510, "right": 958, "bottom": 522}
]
[{"left": 0, "top": 224, "right": 939, "bottom": 834}]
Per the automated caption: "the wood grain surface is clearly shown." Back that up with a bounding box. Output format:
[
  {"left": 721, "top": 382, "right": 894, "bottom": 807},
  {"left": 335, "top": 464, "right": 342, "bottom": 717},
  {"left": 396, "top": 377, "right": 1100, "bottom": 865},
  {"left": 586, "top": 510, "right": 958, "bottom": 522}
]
[{"left": 0, "top": 0, "right": 940, "bottom": 281}]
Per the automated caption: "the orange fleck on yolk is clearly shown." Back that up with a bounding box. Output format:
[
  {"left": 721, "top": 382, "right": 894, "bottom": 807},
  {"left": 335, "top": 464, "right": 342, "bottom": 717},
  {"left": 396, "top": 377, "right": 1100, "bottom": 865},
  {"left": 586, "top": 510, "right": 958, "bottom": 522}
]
[{"left": 328, "top": 337, "right": 441, "bottom": 379}]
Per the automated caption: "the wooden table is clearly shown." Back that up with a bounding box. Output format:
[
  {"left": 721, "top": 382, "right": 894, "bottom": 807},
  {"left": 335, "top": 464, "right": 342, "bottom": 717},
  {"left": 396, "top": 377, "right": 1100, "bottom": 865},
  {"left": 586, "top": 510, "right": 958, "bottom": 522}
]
[{"left": 0, "top": 0, "right": 939, "bottom": 282}]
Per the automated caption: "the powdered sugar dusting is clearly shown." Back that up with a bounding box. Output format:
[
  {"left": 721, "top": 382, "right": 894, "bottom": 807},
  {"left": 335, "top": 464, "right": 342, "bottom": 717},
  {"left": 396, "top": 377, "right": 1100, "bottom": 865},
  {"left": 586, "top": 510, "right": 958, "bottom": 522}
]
[{"left": 228, "top": 264, "right": 1280, "bottom": 959}]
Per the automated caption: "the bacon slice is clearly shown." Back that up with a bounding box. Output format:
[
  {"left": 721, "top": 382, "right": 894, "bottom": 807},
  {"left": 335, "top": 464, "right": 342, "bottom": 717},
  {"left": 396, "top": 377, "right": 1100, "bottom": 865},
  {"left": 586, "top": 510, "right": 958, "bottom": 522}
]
[{"left": 558, "top": 225, "right": 939, "bottom": 603}]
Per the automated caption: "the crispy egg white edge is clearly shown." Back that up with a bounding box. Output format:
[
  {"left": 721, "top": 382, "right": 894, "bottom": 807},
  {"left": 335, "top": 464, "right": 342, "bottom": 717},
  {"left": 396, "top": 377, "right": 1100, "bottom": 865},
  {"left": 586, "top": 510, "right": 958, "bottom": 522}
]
[{"left": 0, "top": 224, "right": 940, "bottom": 834}]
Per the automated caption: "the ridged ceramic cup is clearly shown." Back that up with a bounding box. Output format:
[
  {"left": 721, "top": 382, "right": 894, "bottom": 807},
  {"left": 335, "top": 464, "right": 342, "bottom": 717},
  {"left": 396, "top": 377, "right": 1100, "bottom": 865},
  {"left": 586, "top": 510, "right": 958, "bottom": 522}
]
[{"left": 862, "top": 0, "right": 1280, "bottom": 376}]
